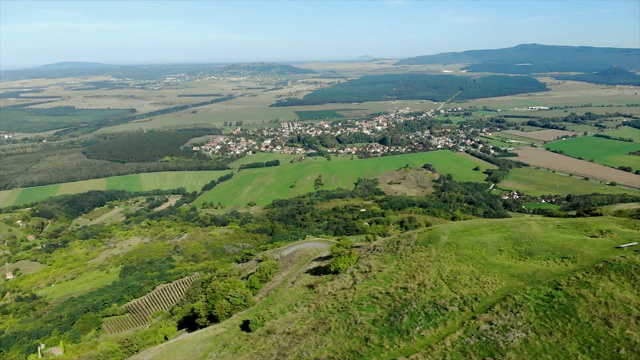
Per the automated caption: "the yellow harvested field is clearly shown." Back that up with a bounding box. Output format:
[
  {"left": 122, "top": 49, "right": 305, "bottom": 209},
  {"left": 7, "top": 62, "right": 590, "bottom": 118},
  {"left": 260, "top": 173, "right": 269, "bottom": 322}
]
[{"left": 515, "top": 147, "right": 640, "bottom": 188}]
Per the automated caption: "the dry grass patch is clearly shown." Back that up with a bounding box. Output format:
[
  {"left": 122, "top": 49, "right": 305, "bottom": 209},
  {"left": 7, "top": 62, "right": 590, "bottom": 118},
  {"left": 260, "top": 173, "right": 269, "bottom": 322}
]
[{"left": 377, "top": 168, "right": 437, "bottom": 196}]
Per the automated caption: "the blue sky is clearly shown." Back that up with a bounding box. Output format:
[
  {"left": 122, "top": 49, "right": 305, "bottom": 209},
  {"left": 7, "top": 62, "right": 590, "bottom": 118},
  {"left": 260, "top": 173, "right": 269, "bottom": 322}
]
[{"left": 1, "top": 0, "right": 639, "bottom": 69}]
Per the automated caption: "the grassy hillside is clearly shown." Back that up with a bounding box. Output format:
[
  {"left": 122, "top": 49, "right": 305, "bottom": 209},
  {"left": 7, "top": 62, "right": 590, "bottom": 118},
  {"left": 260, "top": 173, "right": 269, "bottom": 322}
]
[
  {"left": 0, "top": 170, "right": 231, "bottom": 207},
  {"left": 196, "top": 151, "right": 494, "bottom": 207},
  {"left": 132, "top": 216, "right": 640, "bottom": 360}
]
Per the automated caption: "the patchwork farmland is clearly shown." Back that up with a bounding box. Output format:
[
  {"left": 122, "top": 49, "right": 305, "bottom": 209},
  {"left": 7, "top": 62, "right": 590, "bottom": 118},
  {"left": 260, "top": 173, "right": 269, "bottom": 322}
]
[
  {"left": 515, "top": 147, "right": 640, "bottom": 188},
  {"left": 544, "top": 136, "right": 640, "bottom": 169}
]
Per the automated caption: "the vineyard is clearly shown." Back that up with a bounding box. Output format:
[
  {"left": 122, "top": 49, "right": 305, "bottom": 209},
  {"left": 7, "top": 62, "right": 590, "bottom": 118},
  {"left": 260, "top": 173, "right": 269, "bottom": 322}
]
[{"left": 103, "top": 275, "right": 199, "bottom": 334}]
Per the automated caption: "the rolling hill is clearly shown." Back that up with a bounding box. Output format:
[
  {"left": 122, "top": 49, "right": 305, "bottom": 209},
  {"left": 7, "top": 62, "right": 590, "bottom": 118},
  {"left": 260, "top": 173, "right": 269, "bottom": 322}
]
[
  {"left": 132, "top": 216, "right": 640, "bottom": 360},
  {"left": 216, "top": 62, "right": 316, "bottom": 76},
  {"left": 553, "top": 65, "right": 640, "bottom": 86},
  {"left": 395, "top": 44, "right": 640, "bottom": 74}
]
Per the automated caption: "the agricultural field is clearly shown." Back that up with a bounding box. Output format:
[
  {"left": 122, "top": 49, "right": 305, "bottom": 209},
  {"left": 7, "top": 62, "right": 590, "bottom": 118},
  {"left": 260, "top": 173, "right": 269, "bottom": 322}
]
[
  {"left": 514, "top": 147, "right": 640, "bottom": 188},
  {"left": 229, "top": 153, "right": 298, "bottom": 168},
  {"left": 491, "top": 131, "right": 542, "bottom": 145},
  {"left": 502, "top": 129, "right": 578, "bottom": 142},
  {"left": 450, "top": 80, "right": 640, "bottom": 109},
  {"left": 499, "top": 167, "right": 638, "bottom": 196},
  {"left": 0, "top": 106, "right": 134, "bottom": 133},
  {"left": 0, "top": 170, "right": 231, "bottom": 207},
  {"left": 294, "top": 110, "right": 345, "bottom": 120},
  {"left": 196, "top": 151, "right": 494, "bottom": 208},
  {"left": 132, "top": 216, "right": 640, "bottom": 360},
  {"left": 604, "top": 126, "right": 640, "bottom": 142},
  {"left": 544, "top": 136, "right": 640, "bottom": 169}
]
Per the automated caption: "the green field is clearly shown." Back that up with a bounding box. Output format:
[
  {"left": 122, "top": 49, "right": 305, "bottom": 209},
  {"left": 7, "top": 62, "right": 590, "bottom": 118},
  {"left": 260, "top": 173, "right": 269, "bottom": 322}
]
[
  {"left": 500, "top": 167, "right": 638, "bottom": 196},
  {"left": 132, "top": 216, "right": 640, "bottom": 360},
  {"left": 604, "top": 126, "right": 640, "bottom": 142},
  {"left": 196, "top": 151, "right": 494, "bottom": 207},
  {"left": 523, "top": 202, "right": 559, "bottom": 210},
  {"left": 0, "top": 171, "right": 232, "bottom": 207},
  {"left": 544, "top": 136, "right": 640, "bottom": 169},
  {"left": 229, "top": 153, "right": 298, "bottom": 168},
  {"left": 294, "top": 110, "right": 345, "bottom": 120},
  {"left": 0, "top": 107, "right": 133, "bottom": 133},
  {"left": 36, "top": 268, "right": 120, "bottom": 301}
]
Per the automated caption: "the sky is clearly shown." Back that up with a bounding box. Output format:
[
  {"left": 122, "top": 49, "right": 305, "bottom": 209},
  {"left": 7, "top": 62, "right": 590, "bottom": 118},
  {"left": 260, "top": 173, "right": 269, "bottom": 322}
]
[{"left": 1, "top": 0, "right": 639, "bottom": 69}]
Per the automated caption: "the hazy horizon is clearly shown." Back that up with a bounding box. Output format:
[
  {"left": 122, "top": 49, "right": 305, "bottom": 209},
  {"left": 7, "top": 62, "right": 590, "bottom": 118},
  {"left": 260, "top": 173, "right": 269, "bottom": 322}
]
[{"left": 1, "top": 0, "right": 639, "bottom": 70}]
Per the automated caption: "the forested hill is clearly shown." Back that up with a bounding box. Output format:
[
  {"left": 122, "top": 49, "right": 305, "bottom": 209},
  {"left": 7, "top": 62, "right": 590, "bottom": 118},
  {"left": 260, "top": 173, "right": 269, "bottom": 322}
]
[
  {"left": 553, "top": 66, "right": 640, "bottom": 86},
  {"left": 216, "top": 62, "right": 316, "bottom": 76},
  {"left": 395, "top": 44, "right": 640, "bottom": 74},
  {"left": 271, "top": 74, "right": 547, "bottom": 106}
]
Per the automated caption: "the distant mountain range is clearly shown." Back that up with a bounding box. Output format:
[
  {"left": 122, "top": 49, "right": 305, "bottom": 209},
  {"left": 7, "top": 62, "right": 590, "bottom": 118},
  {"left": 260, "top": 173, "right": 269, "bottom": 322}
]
[
  {"left": 35, "top": 62, "right": 114, "bottom": 69},
  {"left": 0, "top": 62, "right": 315, "bottom": 81},
  {"left": 396, "top": 44, "right": 640, "bottom": 74}
]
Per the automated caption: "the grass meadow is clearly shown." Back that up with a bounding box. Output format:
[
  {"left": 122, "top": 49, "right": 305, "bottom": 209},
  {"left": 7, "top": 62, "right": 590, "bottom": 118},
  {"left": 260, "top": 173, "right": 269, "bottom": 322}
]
[
  {"left": 604, "top": 126, "right": 640, "bottom": 142},
  {"left": 36, "top": 268, "right": 120, "bottom": 302},
  {"left": 544, "top": 136, "right": 640, "bottom": 169},
  {"left": 196, "top": 151, "right": 494, "bottom": 207},
  {"left": 500, "top": 167, "right": 638, "bottom": 196},
  {"left": 0, "top": 171, "right": 232, "bottom": 207}
]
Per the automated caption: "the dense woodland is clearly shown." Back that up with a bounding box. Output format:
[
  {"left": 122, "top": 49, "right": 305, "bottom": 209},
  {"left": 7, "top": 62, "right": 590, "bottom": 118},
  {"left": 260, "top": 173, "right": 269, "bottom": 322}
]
[{"left": 271, "top": 74, "right": 548, "bottom": 106}]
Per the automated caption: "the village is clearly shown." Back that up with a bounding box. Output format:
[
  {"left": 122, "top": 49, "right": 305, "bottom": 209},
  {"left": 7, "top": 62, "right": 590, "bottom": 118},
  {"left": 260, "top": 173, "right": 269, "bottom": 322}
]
[{"left": 191, "top": 106, "right": 501, "bottom": 158}]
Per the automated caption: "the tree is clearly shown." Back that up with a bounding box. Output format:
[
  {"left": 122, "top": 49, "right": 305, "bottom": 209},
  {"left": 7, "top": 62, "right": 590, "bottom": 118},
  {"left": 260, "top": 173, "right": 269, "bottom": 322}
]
[{"left": 330, "top": 237, "right": 358, "bottom": 273}]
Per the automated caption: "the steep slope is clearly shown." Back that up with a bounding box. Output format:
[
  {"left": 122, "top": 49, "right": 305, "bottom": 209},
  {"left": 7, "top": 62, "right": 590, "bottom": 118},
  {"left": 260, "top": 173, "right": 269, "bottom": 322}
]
[{"left": 132, "top": 216, "right": 640, "bottom": 360}]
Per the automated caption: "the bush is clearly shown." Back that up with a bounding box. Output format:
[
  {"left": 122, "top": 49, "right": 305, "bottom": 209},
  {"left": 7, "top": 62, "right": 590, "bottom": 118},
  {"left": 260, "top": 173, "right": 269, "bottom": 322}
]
[{"left": 330, "top": 237, "right": 358, "bottom": 273}]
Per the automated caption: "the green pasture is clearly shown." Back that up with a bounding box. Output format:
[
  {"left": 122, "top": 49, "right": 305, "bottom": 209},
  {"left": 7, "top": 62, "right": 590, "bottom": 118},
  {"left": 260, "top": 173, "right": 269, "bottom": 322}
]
[
  {"left": 0, "top": 171, "right": 232, "bottom": 207},
  {"left": 564, "top": 124, "right": 599, "bottom": 132},
  {"left": 523, "top": 202, "right": 559, "bottom": 210},
  {"left": 36, "top": 268, "right": 120, "bottom": 301},
  {"left": 500, "top": 167, "right": 638, "bottom": 196},
  {"left": 196, "top": 151, "right": 494, "bottom": 207},
  {"left": 0, "top": 188, "right": 21, "bottom": 208},
  {"left": 295, "top": 110, "right": 345, "bottom": 120},
  {"left": 0, "top": 107, "right": 132, "bottom": 133},
  {"left": 604, "top": 126, "right": 640, "bottom": 142},
  {"left": 229, "top": 153, "right": 298, "bottom": 168},
  {"left": 544, "top": 136, "right": 640, "bottom": 169},
  {"left": 12, "top": 184, "right": 62, "bottom": 207}
]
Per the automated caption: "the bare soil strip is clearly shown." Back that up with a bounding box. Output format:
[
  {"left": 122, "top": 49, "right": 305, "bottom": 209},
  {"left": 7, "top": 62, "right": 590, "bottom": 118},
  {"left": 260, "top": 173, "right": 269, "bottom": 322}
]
[{"left": 515, "top": 147, "right": 640, "bottom": 188}]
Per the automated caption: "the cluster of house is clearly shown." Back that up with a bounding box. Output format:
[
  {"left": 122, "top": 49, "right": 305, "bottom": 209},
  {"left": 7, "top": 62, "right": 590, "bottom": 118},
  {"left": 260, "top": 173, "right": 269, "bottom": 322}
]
[{"left": 192, "top": 107, "right": 504, "bottom": 158}]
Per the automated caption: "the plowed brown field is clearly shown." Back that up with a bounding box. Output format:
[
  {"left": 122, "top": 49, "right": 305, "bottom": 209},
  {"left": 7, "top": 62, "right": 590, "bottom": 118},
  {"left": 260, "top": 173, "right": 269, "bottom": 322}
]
[{"left": 515, "top": 147, "right": 640, "bottom": 188}]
